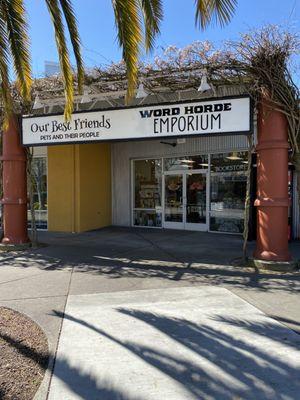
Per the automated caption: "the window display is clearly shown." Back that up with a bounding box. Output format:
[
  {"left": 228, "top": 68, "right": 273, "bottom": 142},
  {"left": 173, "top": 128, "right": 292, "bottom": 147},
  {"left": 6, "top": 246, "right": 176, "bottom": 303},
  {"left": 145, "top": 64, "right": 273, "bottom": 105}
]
[
  {"left": 133, "top": 210, "right": 162, "bottom": 227},
  {"left": 133, "top": 159, "right": 162, "bottom": 227},
  {"left": 210, "top": 152, "right": 247, "bottom": 233}
]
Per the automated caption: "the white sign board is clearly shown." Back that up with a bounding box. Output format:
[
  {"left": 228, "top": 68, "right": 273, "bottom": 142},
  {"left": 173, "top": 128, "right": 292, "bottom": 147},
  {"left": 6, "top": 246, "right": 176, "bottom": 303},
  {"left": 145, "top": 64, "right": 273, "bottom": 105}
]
[{"left": 22, "top": 96, "right": 251, "bottom": 146}]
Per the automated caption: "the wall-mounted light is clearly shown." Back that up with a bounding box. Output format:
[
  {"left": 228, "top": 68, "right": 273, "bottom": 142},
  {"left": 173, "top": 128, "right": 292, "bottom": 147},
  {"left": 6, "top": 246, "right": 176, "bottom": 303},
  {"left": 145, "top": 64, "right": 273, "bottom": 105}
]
[
  {"left": 160, "top": 141, "right": 177, "bottom": 147},
  {"left": 32, "top": 95, "right": 44, "bottom": 110},
  {"left": 136, "top": 82, "right": 148, "bottom": 99},
  {"left": 177, "top": 138, "right": 186, "bottom": 145},
  {"left": 198, "top": 69, "right": 212, "bottom": 92},
  {"left": 81, "top": 88, "right": 92, "bottom": 104}
]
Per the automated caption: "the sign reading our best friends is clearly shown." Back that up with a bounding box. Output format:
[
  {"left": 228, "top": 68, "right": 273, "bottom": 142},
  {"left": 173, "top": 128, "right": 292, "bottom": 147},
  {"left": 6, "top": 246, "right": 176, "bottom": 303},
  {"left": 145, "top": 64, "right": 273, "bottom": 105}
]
[{"left": 22, "top": 96, "right": 251, "bottom": 146}]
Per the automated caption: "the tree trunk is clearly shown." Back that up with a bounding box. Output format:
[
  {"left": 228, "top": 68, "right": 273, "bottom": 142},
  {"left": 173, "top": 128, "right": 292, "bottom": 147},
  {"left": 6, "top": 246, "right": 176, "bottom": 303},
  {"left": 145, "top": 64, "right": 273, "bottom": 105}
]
[{"left": 242, "top": 135, "right": 253, "bottom": 261}]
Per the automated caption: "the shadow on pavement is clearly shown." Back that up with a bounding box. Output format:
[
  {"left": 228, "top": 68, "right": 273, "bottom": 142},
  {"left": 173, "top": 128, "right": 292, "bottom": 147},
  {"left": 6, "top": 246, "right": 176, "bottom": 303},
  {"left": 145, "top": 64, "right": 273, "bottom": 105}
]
[
  {"left": 0, "top": 227, "right": 299, "bottom": 293},
  {"left": 268, "top": 315, "right": 300, "bottom": 328},
  {"left": 1, "top": 302, "right": 300, "bottom": 399},
  {"left": 48, "top": 308, "right": 300, "bottom": 400}
]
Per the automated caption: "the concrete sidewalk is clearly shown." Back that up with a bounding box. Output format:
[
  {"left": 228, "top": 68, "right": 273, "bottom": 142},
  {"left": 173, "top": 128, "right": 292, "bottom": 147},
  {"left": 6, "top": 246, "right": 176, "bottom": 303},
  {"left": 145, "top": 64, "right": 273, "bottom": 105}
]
[
  {"left": 0, "top": 227, "right": 299, "bottom": 399},
  {"left": 48, "top": 286, "right": 300, "bottom": 400}
]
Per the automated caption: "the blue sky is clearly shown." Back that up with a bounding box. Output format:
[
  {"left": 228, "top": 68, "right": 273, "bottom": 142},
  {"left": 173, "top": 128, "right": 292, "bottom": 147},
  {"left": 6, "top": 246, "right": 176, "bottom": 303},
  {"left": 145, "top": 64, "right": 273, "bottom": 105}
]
[{"left": 25, "top": 0, "right": 300, "bottom": 77}]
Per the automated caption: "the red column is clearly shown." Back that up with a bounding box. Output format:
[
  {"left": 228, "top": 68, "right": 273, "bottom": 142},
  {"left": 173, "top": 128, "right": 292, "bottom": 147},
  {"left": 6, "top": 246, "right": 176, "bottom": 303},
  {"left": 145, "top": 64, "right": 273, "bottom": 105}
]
[
  {"left": 1, "top": 116, "right": 29, "bottom": 245},
  {"left": 254, "top": 98, "right": 291, "bottom": 261}
]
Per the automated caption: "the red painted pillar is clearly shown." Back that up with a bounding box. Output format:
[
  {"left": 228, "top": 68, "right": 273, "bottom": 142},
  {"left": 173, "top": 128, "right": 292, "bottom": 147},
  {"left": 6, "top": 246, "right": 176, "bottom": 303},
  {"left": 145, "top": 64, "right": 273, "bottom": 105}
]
[
  {"left": 1, "top": 116, "right": 29, "bottom": 245},
  {"left": 254, "top": 98, "right": 291, "bottom": 261}
]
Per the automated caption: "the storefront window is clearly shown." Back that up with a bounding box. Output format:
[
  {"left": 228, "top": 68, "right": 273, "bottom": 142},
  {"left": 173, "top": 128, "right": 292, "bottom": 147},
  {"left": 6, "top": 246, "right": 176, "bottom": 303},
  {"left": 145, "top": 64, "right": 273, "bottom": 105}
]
[
  {"left": 164, "top": 155, "right": 208, "bottom": 171},
  {"left": 210, "top": 152, "right": 247, "bottom": 233},
  {"left": 133, "top": 210, "right": 162, "bottom": 227},
  {"left": 133, "top": 159, "right": 162, "bottom": 227},
  {"left": 28, "top": 157, "right": 48, "bottom": 229},
  {"left": 131, "top": 153, "right": 248, "bottom": 233}
]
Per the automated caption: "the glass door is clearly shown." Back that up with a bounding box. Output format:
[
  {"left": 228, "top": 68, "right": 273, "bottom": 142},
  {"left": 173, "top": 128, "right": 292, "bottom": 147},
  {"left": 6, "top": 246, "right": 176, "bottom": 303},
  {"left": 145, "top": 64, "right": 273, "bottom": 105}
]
[
  {"left": 185, "top": 172, "right": 208, "bottom": 231},
  {"left": 163, "top": 171, "right": 208, "bottom": 231},
  {"left": 164, "top": 173, "right": 184, "bottom": 229}
]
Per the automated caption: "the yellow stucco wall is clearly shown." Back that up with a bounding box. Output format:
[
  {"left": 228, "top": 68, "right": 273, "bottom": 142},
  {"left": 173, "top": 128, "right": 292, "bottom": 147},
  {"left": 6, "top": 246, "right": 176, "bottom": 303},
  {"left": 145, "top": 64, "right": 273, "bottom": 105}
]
[
  {"left": 48, "top": 145, "right": 76, "bottom": 232},
  {"left": 77, "top": 143, "right": 111, "bottom": 231},
  {"left": 47, "top": 143, "right": 111, "bottom": 232}
]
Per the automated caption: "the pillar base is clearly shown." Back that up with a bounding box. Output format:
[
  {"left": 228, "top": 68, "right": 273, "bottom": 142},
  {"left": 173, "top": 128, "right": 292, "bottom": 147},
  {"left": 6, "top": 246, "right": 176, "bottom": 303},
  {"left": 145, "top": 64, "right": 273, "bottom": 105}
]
[
  {"left": 1, "top": 234, "right": 30, "bottom": 246},
  {"left": 250, "top": 258, "right": 298, "bottom": 272},
  {"left": 253, "top": 249, "right": 291, "bottom": 262}
]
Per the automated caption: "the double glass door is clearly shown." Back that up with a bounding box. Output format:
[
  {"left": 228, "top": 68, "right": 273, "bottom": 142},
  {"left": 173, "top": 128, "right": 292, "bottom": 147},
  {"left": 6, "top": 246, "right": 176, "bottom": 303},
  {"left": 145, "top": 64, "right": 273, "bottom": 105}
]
[{"left": 164, "top": 170, "right": 208, "bottom": 231}]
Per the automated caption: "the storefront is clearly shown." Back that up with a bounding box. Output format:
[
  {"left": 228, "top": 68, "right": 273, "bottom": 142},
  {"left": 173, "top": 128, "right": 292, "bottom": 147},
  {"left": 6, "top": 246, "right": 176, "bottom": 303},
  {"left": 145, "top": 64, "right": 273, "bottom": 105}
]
[
  {"left": 19, "top": 89, "right": 297, "bottom": 242},
  {"left": 0, "top": 50, "right": 293, "bottom": 267},
  {"left": 22, "top": 95, "right": 252, "bottom": 234},
  {"left": 22, "top": 93, "right": 255, "bottom": 235}
]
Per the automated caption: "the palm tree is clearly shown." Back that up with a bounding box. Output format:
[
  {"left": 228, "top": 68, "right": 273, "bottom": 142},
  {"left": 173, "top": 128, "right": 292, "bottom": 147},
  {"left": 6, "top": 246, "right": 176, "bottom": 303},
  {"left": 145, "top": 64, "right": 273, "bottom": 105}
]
[{"left": 0, "top": 0, "right": 237, "bottom": 122}]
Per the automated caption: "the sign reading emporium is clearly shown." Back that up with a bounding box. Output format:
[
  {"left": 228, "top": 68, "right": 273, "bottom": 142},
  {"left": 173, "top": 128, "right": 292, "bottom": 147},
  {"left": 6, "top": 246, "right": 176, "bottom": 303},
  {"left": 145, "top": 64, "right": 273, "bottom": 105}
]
[{"left": 22, "top": 96, "right": 251, "bottom": 146}]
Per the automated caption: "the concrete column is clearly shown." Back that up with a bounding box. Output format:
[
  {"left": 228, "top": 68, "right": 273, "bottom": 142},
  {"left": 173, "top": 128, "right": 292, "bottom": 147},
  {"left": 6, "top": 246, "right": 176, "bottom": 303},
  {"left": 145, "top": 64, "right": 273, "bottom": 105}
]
[
  {"left": 254, "top": 98, "right": 290, "bottom": 261},
  {"left": 1, "top": 116, "right": 29, "bottom": 244}
]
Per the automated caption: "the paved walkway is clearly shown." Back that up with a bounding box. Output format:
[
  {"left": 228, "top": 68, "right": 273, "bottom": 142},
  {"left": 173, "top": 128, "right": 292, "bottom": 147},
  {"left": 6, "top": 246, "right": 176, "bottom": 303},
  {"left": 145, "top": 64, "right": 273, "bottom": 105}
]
[
  {"left": 0, "top": 227, "right": 299, "bottom": 399},
  {"left": 48, "top": 287, "right": 300, "bottom": 400}
]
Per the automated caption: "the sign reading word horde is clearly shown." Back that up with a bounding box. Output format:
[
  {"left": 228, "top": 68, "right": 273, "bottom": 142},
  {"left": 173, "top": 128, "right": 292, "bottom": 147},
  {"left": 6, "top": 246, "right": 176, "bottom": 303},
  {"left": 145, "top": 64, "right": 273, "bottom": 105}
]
[{"left": 22, "top": 96, "right": 251, "bottom": 146}]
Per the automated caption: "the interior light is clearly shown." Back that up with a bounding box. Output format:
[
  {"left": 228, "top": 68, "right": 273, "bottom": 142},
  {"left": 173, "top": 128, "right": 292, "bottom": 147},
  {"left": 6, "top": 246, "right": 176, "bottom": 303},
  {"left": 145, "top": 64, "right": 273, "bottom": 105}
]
[
  {"left": 179, "top": 159, "right": 195, "bottom": 164},
  {"left": 226, "top": 152, "right": 242, "bottom": 161},
  {"left": 200, "top": 163, "right": 209, "bottom": 167}
]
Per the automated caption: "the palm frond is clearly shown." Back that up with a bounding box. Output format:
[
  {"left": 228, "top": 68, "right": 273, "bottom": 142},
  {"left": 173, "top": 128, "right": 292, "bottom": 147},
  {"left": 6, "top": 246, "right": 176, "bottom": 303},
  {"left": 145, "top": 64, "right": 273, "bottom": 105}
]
[
  {"left": 0, "top": 0, "right": 32, "bottom": 102},
  {"left": 139, "top": 0, "right": 163, "bottom": 52},
  {"left": 0, "top": 15, "right": 14, "bottom": 127},
  {"left": 112, "top": 0, "right": 142, "bottom": 102},
  {"left": 195, "top": 0, "right": 237, "bottom": 29},
  {"left": 45, "top": 0, "right": 74, "bottom": 120},
  {"left": 59, "top": 0, "right": 84, "bottom": 93}
]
